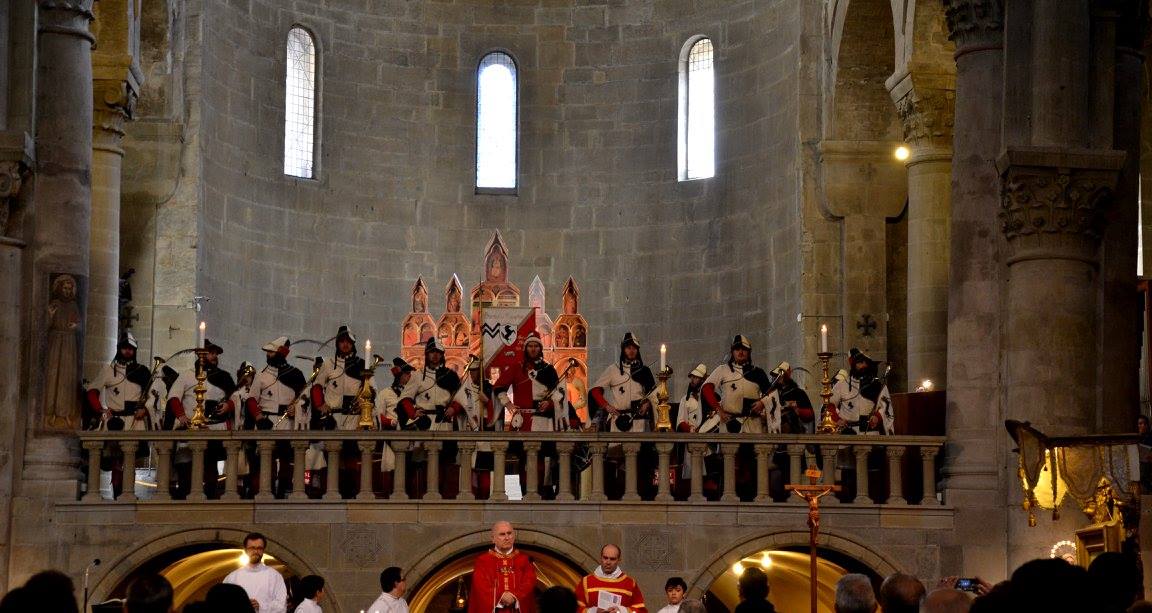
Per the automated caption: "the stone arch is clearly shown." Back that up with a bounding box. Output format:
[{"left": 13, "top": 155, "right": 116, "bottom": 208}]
[
  {"left": 686, "top": 529, "right": 901, "bottom": 596},
  {"left": 402, "top": 526, "right": 600, "bottom": 589},
  {"left": 87, "top": 527, "right": 330, "bottom": 610},
  {"left": 828, "top": 0, "right": 902, "bottom": 142}
]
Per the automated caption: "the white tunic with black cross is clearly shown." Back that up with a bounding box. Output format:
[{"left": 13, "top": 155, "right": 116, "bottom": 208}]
[
  {"left": 591, "top": 362, "right": 658, "bottom": 433},
  {"left": 703, "top": 362, "right": 767, "bottom": 434},
  {"left": 830, "top": 376, "right": 894, "bottom": 434},
  {"left": 315, "top": 353, "right": 370, "bottom": 430}
]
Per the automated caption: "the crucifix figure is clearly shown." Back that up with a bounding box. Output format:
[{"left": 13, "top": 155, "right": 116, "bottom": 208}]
[{"left": 786, "top": 466, "right": 842, "bottom": 613}]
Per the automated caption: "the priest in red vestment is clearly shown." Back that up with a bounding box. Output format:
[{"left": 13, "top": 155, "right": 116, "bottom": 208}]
[
  {"left": 469, "top": 521, "right": 537, "bottom": 613},
  {"left": 575, "top": 544, "right": 647, "bottom": 612}
]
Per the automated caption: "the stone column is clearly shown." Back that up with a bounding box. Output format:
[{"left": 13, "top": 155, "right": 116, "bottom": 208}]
[
  {"left": 941, "top": 0, "right": 1008, "bottom": 581},
  {"left": 890, "top": 73, "right": 955, "bottom": 389},
  {"left": 1097, "top": 2, "right": 1146, "bottom": 432},
  {"left": 85, "top": 79, "right": 136, "bottom": 377},
  {"left": 999, "top": 0, "right": 1126, "bottom": 571},
  {"left": 25, "top": 0, "right": 93, "bottom": 479},
  {"left": 85, "top": 0, "right": 140, "bottom": 378}
]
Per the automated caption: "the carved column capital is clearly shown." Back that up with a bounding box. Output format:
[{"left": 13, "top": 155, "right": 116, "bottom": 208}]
[
  {"left": 890, "top": 73, "right": 956, "bottom": 149},
  {"left": 38, "top": 0, "right": 96, "bottom": 44},
  {"left": 93, "top": 78, "right": 138, "bottom": 152},
  {"left": 943, "top": 0, "right": 1004, "bottom": 49},
  {"left": 997, "top": 147, "right": 1126, "bottom": 262}
]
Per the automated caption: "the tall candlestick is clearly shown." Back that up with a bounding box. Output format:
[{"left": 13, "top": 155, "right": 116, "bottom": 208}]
[
  {"left": 660, "top": 344, "right": 667, "bottom": 371},
  {"left": 820, "top": 324, "right": 828, "bottom": 353},
  {"left": 198, "top": 321, "right": 206, "bottom": 348},
  {"left": 365, "top": 339, "right": 371, "bottom": 357}
]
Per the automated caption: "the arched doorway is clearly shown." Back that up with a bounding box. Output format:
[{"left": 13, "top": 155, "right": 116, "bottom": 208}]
[
  {"left": 88, "top": 529, "right": 326, "bottom": 612},
  {"left": 407, "top": 545, "right": 587, "bottom": 612},
  {"left": 106, "top": 544, "right": 296, "bottom": 609},
  {"left": 699, "top": 547, "right": 882, "bottom": 613}
]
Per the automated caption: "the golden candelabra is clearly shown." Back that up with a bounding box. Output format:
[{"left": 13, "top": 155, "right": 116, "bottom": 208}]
[
  {"left": 189, "top": 348, "right": 211, "bottom": 430},
  {"left": 815, "top": 351, "right": 842, "bottom": 434},
  {"left": 357, "top": 355, "right": 385, "bottom": 430},
  {"left": 654, "top": 367, "right": 673, "bottom": 432}
]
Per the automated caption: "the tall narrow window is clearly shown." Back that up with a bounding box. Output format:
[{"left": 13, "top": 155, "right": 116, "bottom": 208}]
[
  {"left": 284, "top": 27, "right": 317, "bottom": 178},
  {"left": 476, "top": 52, "right": 518, "bottom": 190},
  {"left": 679, "top": 37, "right": 715, "bottom": 181}
]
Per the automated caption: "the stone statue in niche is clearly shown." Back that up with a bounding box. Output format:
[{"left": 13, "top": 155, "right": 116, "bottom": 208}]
[{"left": 44, "top": 273, "right": 83, "bottom": 430}]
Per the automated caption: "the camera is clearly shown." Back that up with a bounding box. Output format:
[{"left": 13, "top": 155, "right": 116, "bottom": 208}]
[{"left": 955, "top": 578, "right": 979, "bottom": 592}]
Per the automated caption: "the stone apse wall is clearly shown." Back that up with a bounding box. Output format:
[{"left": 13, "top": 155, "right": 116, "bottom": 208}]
[{"left": 194, "top": 0, "right": 805, "bottom": 372}]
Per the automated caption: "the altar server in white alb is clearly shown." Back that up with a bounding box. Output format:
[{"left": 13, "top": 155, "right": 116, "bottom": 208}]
[
  {"left": 589, "top": 332, "right": 658, "bottom": 432},
  {"left": 224, "top": 532, "right": 287, "bottom": 613},
  {"left": 829, "top": 348, "right": 894, "bottom": 434},
  {"left": 700, "top": 335, "right": 774, "bottom": 434}
]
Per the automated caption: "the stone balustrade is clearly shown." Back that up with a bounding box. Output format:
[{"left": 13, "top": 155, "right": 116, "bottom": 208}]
[{"left": 75, "top": 431, "right": 946, "bottom": 507}]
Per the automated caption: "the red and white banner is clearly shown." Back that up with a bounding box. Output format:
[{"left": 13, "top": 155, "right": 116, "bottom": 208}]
[{"left": 479, "top": 307, "right": 536, "bottom": 389}]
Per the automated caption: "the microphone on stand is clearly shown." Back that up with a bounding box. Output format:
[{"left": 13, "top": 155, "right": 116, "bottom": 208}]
[{"left": 83, "top": 558, "right": 101, "bottom": 613}]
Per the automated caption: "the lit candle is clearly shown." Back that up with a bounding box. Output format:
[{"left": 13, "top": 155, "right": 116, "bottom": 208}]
[
  {"left": 820, "top": 324, "right": 828, "bottom": 353},
  {"left": 365, "top": 339, "right": 371, "bottom": 357},
  {"left": 198, "top": 321, "right": 206, "bottom": 348},
  {"left": 660, "top": 344, "right": 667, "bottom": 371}
]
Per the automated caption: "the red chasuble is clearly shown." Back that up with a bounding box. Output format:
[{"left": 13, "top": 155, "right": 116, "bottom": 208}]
[
  {"left": 469, "top": 548, "right": 537, "bottom": 613},
  {"left": 575, "top": 572, "right": 647, "bottom": 612}
]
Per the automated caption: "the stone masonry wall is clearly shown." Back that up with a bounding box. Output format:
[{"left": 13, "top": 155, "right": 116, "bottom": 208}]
[{"left": 196, "top": 0, "right": 805, "bottom": 375}]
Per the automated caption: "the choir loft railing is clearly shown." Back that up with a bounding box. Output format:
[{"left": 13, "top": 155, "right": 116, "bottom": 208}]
[{"left": 73, "top": 431, "right": 947, "bottom": 507}]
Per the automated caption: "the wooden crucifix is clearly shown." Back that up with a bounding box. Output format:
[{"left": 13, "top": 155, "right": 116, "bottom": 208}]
[{"left": 786, "top": 466, "right": 842, "bottom": 613}]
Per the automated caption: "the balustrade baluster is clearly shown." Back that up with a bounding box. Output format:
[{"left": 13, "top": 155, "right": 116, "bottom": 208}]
[
  {"left": 220, "top": 440, "right": 240, "bottom": 501},
  {"left": 188, "top": 440, "right": 208, "bottom": 502},
  {"left": 392, "top": 447, "right": 409, "bottom": 501},
  {"left": 688, "top": 444, "right": 706, "bottom": 503},
  {"left": 623, "top": 443, "right": 641, "bottom": 501},
  {"left": 656, "top": 442, "right": 673, "bottom": 502},
  {"left": 589, "top": 443, "right": 607, "bottom": 502},
  {"left": 853, "top": 444, "right": 873, "bottom": 504},
  {"left": 288, "top": 441, "right": 309, "bottom": 500},
  {"left": 721, "top": 444, "right": 738, "bottom": 503},
  {"left": 523, "top": 442, "right": 541, "bottom": 502},
  {"left": 357, "top": 441, "right": 376, "bottom": 500},
  {"left": 819, "top": 444, "right": 838, "bottom": 505},
  {"left": 425, "top": 441, "right": 443, "bottom": 501},
  {"left": 920, "top": 447, "right": 939, "bottom": 505},
  {"left": 887, "top": 446, "right": 907, "bottom": 505},
  {"left": 556, "top": 442, "right": 575, "bottom": 502},
  {"left": 457, "top": 442, "right": 476, "bottom": 501},
  {"left": 491, "top": 442, "right": 508, "bottom": 501},
  {"left": 786, "top": 444, "right": 804, "bottom": 505},
  {"left": 153, "top": 440, "right": 172, "bottom": 502},
  {"left": 754, "top": 443, "right": 771, "bottom": 503},
  {"left": 255, "top": 441, "right": 274, "bottom": 501},
  {"left": 119, "top": 441, "right": 138, "bottom": 502},
  {"left": 83, "top": 441, "right": 103, "bottom": 502},
  {"left": 324, "top": 441, "right": 342, "bottom": 500}
]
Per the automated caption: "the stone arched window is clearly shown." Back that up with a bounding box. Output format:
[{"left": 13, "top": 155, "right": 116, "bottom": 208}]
[
  {"left": 476, "top": 51, "right": 518, "bottom": 191},
  {"left": 284, "top": 26, "right": 318, "bottom": 179},
  {"left": 678, "top": 36, "right": 715, "bottom": 181}
]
